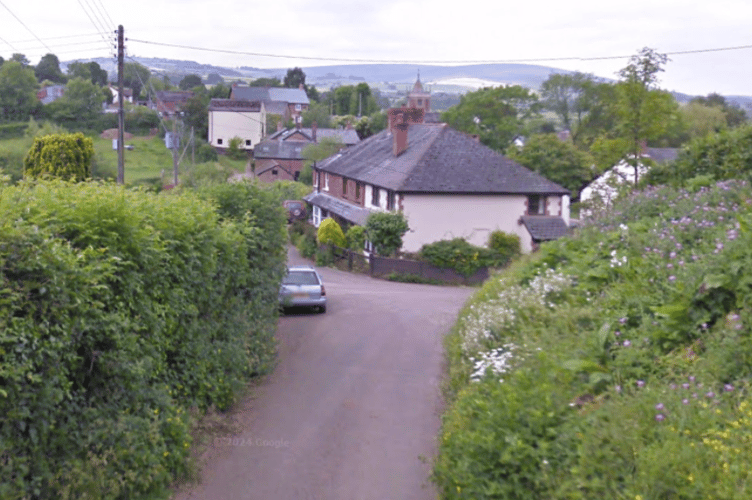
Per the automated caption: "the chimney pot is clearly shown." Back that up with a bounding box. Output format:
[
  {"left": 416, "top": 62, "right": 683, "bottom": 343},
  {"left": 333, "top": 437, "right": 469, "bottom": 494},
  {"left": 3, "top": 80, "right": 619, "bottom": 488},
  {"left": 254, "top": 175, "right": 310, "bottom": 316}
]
[{"left": 393, "top": 122, "right": 409, "bottom": 157}]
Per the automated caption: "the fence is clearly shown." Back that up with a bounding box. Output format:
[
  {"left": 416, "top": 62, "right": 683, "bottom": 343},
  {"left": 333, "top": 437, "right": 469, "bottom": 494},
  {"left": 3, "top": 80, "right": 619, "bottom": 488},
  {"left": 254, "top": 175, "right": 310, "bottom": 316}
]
[{"left": 328, "top": 245, "right": 489, "bottom": 285}]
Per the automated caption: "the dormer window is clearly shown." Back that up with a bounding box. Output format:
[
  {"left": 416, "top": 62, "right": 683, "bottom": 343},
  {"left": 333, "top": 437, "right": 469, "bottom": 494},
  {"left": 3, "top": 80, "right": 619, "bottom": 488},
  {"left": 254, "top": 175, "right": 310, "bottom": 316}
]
[{"left": 528, "top": 195, "right": 545, "bottom": 215}]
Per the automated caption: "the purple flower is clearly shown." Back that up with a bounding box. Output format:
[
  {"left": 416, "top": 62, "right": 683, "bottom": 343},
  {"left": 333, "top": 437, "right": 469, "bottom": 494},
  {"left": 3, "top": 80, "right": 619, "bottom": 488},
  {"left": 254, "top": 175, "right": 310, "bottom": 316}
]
[
  {"left": 655, "top": 414, "right": 666, "bottom": 422},
  {"left": 692, "top": 392, "right": 698, "bottom": 399},
  {"left": 669, "top": 251, "right": 677, "bottom": 259},
  {"left": 724, "top": 384, "right": 734, "bottom": 392},
  {"left": 655, "top": 403, "right": 665, "bottom": 411},
  {"left": 619, "top": 317, "right": 628, "bottom": 325},
  {"left": 615, "top": 385, "right": 622, "bottom": 393},
  {"left": 637, "top": 380, "right": 645, "bottom": 388},
  {"left": 682, "top": 398, "right": 690, "bottom": 405},
  {"left": 668, "top": 275, "right": 676, "bottom": 282},
  {"left": 670, "top": 383, "right": 678, "bottom": 390},
  {"left": 623, "top": 340, "right": 631, "bottom": 347},
  {"left": 615, "top": 330, "right": 621, "bottom": 337},
  {"left": 689, "top": 375, "right": 696, "bottom": 382},
  {"left": 682, "top": 383, "right": 690, "bottom": 390},
  {"left": 705, "top": 391, "right": 716, "bottom": 398}
]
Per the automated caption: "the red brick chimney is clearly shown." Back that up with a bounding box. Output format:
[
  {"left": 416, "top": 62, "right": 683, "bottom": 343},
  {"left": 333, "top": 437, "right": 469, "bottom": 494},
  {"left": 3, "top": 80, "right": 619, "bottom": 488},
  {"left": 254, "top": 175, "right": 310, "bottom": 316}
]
[
  {"left": 392, "top": 114, "right": 409, "bottom": 157},
  {"left": 312, "top": 121, "right": 318, "bottom": 142}
]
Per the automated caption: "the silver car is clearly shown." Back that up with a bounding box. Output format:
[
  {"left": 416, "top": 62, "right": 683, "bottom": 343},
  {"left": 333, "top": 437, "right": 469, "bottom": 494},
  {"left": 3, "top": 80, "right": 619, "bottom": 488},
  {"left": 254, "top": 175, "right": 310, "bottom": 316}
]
[{"left": 279, "top": 266, "right": 327, "bottom": 313}]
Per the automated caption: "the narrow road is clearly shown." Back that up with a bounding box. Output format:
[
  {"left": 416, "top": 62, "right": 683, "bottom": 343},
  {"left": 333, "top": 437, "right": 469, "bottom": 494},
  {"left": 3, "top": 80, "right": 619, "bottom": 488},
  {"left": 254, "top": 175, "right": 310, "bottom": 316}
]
[{"left": 173, "top": 248, "right": 474, "bottom": 500}]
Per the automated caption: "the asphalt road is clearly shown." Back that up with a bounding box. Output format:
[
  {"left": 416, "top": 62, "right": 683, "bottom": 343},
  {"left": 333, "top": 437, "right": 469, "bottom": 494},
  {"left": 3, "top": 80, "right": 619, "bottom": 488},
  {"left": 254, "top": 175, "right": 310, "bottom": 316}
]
[{"left": 173, "top": 248, "right": 474, "bottom": 500}]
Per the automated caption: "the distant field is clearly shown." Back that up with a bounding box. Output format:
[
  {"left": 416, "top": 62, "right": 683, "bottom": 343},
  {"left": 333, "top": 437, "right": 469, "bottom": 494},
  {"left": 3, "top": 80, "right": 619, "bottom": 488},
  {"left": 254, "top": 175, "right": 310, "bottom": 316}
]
[{"left": 1, "top": 133, "right": 248, "bottom": 186}]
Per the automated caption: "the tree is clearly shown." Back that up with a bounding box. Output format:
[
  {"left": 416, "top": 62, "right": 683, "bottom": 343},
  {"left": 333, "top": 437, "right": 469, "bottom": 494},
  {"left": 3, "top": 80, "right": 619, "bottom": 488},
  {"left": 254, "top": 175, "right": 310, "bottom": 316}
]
[
  {"left": 441, "top": 85, "right": 541, "bottom": 152},
  {"left": 0, "top": 61, "right": 40, "bottom": 122},
  {"left": 284, "top": 67, "right": 306, "bottom": 89},
  {"left": 300, "top": 137, "right": 344, "bottom": 185},
  {"left": 123, "top": 62, "right": 151, "bottom": 99},
  {"left": 44, "top": 77, "right": 107, "bottom": 128},
  {"left": 206, "top": 73, "right": 224, "bottom": 85},
  {"left": 67, "top": 61, "right": 108, "bottom": 86},
  {"left": 179, "top": 74, "right": 203, "bottom": 90},
  {"left": 24, "top": 132, "right": 94, "bottom": 181},
  {"left": 365, "top": 212, "right": 409, "bottom": 256},
  {"left": 613, "top": 47, "right": 677, "bottom": 183},
  {"left": 250, "top": 77, "right": 282, "bottom": 87},
  {"left": 539, "top": 72, "right": 596, "bottom": 141},
  {"left": 691, "top": 93, "right": 748, "bottom": 128},
  {"left": 208, "top": 83, "right": 231, "bottom": 99},
  {"left": 34, "top": 53, "right": 67, "bottom": 84},
  {"left": 10, "top": 53, "right": 30, "bottom": 66},
  {"left": 302, "top": 101, "right": 333, "bottom": 128},
  {"left": 508, "top": 133, "right": 594, "bottom": 200},
  {"left": 333, "top": 85, "right": 355, "bottom": 115},
  {"left": 680, "top": 101, "right": 727, "bottom": 140},
  {"left": 182, "top": 94, "right": 210, "bottom": 139}
]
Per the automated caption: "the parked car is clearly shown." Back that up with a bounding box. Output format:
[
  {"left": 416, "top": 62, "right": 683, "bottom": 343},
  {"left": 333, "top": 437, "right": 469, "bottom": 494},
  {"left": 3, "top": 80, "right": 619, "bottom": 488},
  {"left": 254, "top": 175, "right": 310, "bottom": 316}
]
[
  {"left": 283, "top": 200, "right": 307, "bottom": 223},
  {"left": 279, "top": 265, "right": 327, "bottom": 313}
]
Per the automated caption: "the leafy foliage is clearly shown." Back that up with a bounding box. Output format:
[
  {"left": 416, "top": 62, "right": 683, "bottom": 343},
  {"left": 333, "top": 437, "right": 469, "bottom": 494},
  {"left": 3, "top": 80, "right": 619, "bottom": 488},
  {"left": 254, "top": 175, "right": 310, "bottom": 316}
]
[
  {"left": 43, "top": 77, "right": 108, "bottom": 128},
  {"left": 0, "top": 179, "right": 285, "bottom": 499},
  {"left": 34, "top": 53, "right": 67, "bottom": 84},
  {"left": 0, "top": 61, "right": 40, "bottom": 122},
  {"left": 24, "top": 132, "right": 94, "bottom": 181},
  {"left": 364, "top": 211, "right": 409, "bottom": 256},
  {"left": 435, "top": 179, "right": 752, "bottom": 499},
  {"left": 442, "top": 85, "right": 541, "bottom": 152},
  {"left": 509, "top": 133, "right": 593, "bottom": 198},
  {"left": 346, "top": 225, "right": 366, "bottom": 251},
  {"left": 317, "top": 217, "right": 347, "bottom": 247},
  {"left": 178, "top": 74, "right": 203, "bottom": 90}
]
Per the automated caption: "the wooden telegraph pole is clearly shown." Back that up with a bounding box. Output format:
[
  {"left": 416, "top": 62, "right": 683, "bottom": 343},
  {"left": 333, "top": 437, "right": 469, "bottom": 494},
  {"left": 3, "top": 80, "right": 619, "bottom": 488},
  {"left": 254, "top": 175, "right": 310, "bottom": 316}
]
[{"left": 117, "top": 25, "right": 125, "bottom": 184}]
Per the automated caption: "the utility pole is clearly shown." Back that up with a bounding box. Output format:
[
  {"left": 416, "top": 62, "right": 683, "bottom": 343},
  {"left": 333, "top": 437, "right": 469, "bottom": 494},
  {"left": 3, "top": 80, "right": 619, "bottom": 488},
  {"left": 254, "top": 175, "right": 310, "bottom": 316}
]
[
  {"left": 117, "top": 25, "right": 125, "bottom": 184},
  {"left": 172, "top": 117, "right": 179, "bottom": 186}
]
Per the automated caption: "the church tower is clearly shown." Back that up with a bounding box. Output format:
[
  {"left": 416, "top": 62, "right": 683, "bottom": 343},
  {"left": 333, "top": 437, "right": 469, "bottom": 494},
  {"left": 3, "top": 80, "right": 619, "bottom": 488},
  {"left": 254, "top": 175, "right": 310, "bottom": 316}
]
[{"left": 407, "top": 71, "right": 431, "bottom": 114}]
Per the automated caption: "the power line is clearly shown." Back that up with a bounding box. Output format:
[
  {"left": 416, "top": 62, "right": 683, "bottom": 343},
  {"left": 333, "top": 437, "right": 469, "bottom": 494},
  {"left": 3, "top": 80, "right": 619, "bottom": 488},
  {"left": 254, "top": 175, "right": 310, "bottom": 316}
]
[
  {"left": 91, "top": 0, "right": 115, "bottom": 30},
  {"left": 127, "top": 38, "right": 752, "bottom": 65},
  {"left": 76, "top": 0, "right": 113, "bottom": 50},
  {"left": 0, "top": 0, "right": 53, "bottom": 52}
]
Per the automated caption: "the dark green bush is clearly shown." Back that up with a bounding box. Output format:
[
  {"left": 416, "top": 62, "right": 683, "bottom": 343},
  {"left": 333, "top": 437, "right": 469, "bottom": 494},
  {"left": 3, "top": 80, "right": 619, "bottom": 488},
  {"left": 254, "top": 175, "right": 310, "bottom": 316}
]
[
  {"left": 195, "top": 141, "right": 218, "bottom": 163},
  {"left": 419, "top": 238, "right": 493, "bottom": 277},
  {"left": 487, "top": 230, "right": 521, "bottom": 265},
  {"left": 0, "top": 122, "right": 28, "bottom": 139},
  {"left": 0, "top": 179, "right": 285, "bottom": 499}
]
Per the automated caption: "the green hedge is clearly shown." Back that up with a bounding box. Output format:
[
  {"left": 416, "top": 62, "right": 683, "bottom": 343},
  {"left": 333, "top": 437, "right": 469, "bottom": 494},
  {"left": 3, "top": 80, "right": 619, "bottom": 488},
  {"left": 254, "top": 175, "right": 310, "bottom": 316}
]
[{"left": 0, "top": 179, "right": 286, "bottom": 499}]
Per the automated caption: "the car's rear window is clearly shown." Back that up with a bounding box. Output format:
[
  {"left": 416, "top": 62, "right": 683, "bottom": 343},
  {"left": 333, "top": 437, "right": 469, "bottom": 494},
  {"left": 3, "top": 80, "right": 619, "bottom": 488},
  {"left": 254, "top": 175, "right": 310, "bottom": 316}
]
[{"left": 283, "top": 271, "right": 320, "bottom": 285}]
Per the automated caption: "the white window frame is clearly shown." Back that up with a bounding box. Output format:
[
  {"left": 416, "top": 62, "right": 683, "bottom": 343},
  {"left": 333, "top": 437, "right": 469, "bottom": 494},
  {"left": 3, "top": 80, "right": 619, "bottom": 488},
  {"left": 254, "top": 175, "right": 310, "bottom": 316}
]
[
  {"left": 312, "top": 206, "right": 322, "bottom": 227},
  {"left": 324, "top": 173, "right": 330, "bottom": 191}
]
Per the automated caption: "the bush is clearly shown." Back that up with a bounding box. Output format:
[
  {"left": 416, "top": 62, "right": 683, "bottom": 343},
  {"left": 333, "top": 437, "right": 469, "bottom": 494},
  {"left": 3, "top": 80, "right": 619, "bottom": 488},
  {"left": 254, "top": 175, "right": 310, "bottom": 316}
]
[
  {"left": 23, "top": 132, "right": 94, "bottom": 181},
  {"left": 419, "top": 238, "right": 492, "bottom": 277},
  {"left": 487, "top": 230, "right": 521, "bottom": 266},
  {"left": 317, "top": 217, "right": 347, "bottom": 247},
  {"left": 364, "top": 211, "right": 409, "bottom": 256},
  {"left": 346, "top": 225, "right": 366, "bottom": 251},
  {"left": 0, "top": 121, "right": 31, "bottom": 139},
  {"left": 195, "top": 141, "right": 218, "bottom": 163},
  {"left": 0, "top": 179, "right": 286, "bottom": 499},
  {"left": 226, "top": 136, "right": 247, "bottom": 161}
]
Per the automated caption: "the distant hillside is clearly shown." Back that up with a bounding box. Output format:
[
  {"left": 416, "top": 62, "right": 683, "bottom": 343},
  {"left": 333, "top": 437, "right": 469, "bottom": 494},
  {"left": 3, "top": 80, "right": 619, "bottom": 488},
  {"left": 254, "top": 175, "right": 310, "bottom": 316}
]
[{"left": 63, "top": 57, "right": 751, "bottom": 110}]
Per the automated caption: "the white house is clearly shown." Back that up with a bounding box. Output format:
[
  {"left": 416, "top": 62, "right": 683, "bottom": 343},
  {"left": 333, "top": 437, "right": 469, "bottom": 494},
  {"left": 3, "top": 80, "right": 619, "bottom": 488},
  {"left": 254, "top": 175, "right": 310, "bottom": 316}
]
[
  {"left": 208, "top": 99, "right": 266, "bottom": 151},
  {"left": 305, "top": 112, "right": 571, "bottom": 254}
]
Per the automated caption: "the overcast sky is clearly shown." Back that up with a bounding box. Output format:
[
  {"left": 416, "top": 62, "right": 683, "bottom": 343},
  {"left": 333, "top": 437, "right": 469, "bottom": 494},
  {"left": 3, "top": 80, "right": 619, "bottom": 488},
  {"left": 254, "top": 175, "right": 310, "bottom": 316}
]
[{"left": 2, "top": 0, "right": 751, "bottom": 96}]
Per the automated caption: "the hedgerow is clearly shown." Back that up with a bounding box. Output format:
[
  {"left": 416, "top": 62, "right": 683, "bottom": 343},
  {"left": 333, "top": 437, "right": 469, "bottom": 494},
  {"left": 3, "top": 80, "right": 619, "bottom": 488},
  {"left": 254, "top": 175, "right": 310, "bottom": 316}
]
[
  {"left": 435, "top": 180, "right": 752, "bottom": 498},
  {"left": 0, "top": 179, "right": 285, "bottom": 499}
]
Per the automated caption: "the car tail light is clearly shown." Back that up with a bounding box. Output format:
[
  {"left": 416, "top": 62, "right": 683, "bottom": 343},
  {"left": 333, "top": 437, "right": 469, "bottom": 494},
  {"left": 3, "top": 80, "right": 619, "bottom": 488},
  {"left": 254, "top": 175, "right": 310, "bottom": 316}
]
[{"left": 320, "top": 285, "right": 326, "bottom": 296}]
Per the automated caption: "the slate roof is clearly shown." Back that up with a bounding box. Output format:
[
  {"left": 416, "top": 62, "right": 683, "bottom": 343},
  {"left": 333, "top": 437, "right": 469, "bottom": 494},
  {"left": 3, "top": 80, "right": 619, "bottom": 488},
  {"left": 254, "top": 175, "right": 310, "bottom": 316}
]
[
  {"left": 254, "top": 141, "right": 308, "bottom": 160},
  {"left": 520, "top": 216, "right": 570, "bottom": 241},
  {"left": 269, "top": 127, "right": 360, "bottom": 146},
  {"left": 646, "top": 147, "right": 679, "bottom": 164},
  {"left": 209, "top": 99, "right": 262, "bottom": 112},
  {"left": 303, "top": 192, "right": 373, "bottom": 225},
  {"left": 230, "top": 86, "right": 310, "bottom": 106},
  {"left": 317, "top": 124, "right": 570, "bottom": 195}
]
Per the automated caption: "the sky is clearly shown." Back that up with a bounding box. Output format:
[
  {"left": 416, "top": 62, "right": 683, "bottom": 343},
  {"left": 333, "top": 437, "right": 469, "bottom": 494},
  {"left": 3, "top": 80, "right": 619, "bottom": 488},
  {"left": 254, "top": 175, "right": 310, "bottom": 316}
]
[{"left": 2, "top": 0, "right": 751, "bottom": 96}]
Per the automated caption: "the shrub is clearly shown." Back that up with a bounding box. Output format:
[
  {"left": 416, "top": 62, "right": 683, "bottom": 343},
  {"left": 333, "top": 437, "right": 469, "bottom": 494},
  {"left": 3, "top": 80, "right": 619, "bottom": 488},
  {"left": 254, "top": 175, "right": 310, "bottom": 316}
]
[
  {"left": 0, "top": 122, "right": 27, "bottom": 139},
  {"left": 23, "top": 132, "right": 94, "bottom": 181},
  {"left": 419, "top": 238, "right": 492, "bottom": 277},
  {"left": 346, "top": 225, "right": 366, "bottom": 251},
  {"left": 487, "top": 230, "right": 521, "bottom": 266},
  {"left": 195, "top": 141, "right": 218, "bottom": 162},
  {"left": 0, "top": 179, "right": 286, "bottom": 499},
  {"left": 364, "top": 211, "right": 409, "bottom": 256},
  {"left": 317, "top": 217, "right": 346, "bottom": 247},
  {"left": 226, "top": 136, "right": 247, "bottom": 160}
]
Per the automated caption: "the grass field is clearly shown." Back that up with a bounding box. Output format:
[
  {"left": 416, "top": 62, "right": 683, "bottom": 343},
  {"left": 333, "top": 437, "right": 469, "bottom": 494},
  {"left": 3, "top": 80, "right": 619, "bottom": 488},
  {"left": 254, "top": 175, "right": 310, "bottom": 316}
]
[{"left": 1, "top": 133, "right": 250, "bottom": 187}]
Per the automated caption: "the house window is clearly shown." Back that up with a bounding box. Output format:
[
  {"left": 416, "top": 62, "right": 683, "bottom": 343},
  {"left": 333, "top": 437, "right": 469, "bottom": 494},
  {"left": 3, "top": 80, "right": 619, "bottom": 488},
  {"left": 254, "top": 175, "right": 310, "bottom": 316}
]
[
  {"left": 217, "top": 138, "right": 223, "bottom": 145},
  {"left": 386, "top": 190, "right": 395, "bottom": 211},
  {"left": 528, "top": 195, "right": 545, "bottom": 215},
  {"left": 272, "top": 169, "right": 278, "bottom": 176},
  {"left": 355, "top": 182, "right": 361, "bottom": 199},
  {"left": 295, "top": 103, "right": 302, "bottom": 111},
  {"left": 313, "top": 170, "right": 319, "bottom": 188},
  {"left": 371, "top": 186, "right": 380, "bottom": 206},
  {"left": 294, "top": 171, "right": 300, "bottom": 181},
  {"left": 245, "top": 139, "right": 251, "bottom": 146},
  {"left": 342, "top": 178, "right": 348, "bottom": 196},
  {"left": 324, "top": 173, "right": 329, "bottom": 191},
  {"left": 313, "top": 206, "right": 322, "bottom": 227}
]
